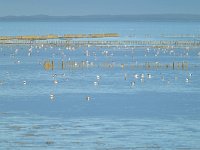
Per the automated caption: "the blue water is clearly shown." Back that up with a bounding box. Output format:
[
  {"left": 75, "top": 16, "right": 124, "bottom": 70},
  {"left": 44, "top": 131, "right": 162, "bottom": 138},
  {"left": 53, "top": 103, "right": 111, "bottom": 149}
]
[
  {"left": 0, "top": 21, "right": 200, "bottom": 149},
  {"left": 1, "top": 21, "right": 200, "bottom": 40}
]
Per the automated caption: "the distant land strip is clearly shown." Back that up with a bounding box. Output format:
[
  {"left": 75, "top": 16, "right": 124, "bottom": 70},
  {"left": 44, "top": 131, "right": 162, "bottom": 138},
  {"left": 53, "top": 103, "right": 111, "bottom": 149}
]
[{"left": 0, "top": 33, "right": 119, "bottom": 40}]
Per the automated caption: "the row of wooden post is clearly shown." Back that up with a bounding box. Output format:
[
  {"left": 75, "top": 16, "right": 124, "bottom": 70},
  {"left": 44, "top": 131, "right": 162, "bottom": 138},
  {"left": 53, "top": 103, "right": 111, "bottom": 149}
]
[{"left": 44, "top": 60, "right": 189, "bottom": 70}]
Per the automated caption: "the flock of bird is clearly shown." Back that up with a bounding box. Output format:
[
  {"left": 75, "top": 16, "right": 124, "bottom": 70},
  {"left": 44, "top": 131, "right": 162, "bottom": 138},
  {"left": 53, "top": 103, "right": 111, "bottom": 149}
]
[{"left": 0, "top": 44, "right": 198, "bottom": 101}]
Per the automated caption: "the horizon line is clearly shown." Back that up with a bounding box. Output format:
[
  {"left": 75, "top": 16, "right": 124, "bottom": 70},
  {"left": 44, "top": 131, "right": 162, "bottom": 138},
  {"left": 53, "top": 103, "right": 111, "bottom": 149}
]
[{"left": 1, "top": 13, "right": 200, "bottom": 17}]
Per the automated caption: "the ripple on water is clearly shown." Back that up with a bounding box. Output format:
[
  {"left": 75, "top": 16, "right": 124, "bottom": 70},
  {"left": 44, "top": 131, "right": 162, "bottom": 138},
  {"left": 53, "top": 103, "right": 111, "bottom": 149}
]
[{"left": 0, "top": 113, "right": 200, "bottom": 149}]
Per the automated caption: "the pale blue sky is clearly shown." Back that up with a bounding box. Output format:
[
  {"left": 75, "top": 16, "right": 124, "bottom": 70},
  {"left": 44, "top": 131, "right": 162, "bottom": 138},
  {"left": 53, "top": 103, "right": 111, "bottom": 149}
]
[{"left": 0, "top": 0, "right": 200, "bottom": 16}]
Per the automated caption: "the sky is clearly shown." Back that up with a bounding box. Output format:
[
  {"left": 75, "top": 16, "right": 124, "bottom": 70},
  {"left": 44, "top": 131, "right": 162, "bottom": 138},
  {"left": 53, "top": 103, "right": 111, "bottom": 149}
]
[{"left": 0, "top": 0, "right": 200, "bottom": 16}]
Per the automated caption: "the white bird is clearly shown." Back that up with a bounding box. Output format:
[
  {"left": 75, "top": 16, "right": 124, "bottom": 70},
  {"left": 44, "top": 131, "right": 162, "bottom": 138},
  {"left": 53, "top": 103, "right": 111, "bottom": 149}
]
[
  {"left": 141, "top": 74, "right": 145, "bottom": 79},
  {"left": 140, "top": 78, "right": 144, "bottom": 83},
  {"left": 16, "top": 60, "right": 20, "bottom": 64},
  {"left": 54, "top": 80, "right": 58, "bottom": 84},
  {"left": 134, "top": 74, "right": 139, "bottom": 79},
  {"left": 94, "top": 81, "right": 98, "bottom": 86},
  {"left": 50, "top": 92, "right": 55, "bottom": 100},
  {"left": 23, "top": 81, "right": 27, "bottom": 85},
  {"left": 147, "top": 74, "right": 152, "bottom": 79},
  {"left": 131, "top": 81, "right": 135, "bottom": 87},
  {"left": 96, "top": 75, "right": 101, "bottom": 80},
  {"left": 86, "top": 96, "right": 91, "bottom": 101}
]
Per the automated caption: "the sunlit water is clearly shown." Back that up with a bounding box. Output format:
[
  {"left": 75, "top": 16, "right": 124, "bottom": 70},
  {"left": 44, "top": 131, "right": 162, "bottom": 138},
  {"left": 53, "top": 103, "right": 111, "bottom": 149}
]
[{"left": 0, "top": 21, "right": 200, "bottom": 149}]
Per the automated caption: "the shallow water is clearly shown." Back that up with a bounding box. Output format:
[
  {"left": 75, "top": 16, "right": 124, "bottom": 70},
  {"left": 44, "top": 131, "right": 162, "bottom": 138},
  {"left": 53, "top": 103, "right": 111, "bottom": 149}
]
[
  {"left": 0, "top": 21, "right": 200, "bottom": 149},
  {"left": 1, "top": 92, "right": 200, "bottom": 149}
]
